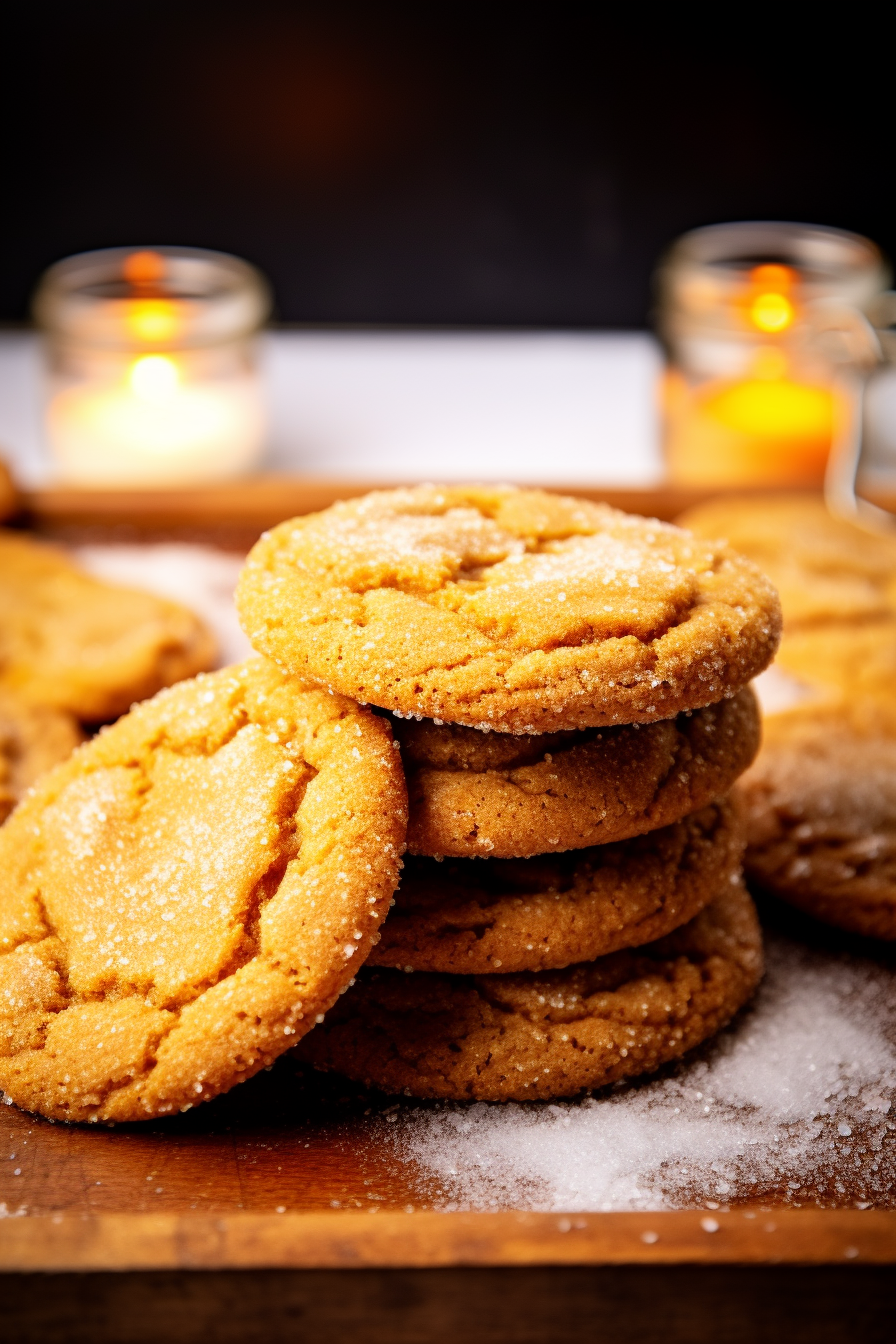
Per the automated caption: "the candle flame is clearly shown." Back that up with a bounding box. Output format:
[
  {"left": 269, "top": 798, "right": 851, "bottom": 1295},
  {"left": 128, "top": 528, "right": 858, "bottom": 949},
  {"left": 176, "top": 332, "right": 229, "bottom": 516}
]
[
  {"left": 129, "top": 354, "right": 179, "bottom": 402},
  {"left": 123, "top": 250, "right": 166, "bottom": 286},
  {"left": 747, "top": 263, "right": 796, "bottom": 333}
]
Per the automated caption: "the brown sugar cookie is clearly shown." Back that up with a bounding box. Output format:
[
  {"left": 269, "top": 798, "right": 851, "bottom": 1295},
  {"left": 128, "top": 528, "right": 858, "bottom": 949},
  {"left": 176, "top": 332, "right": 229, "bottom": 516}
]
[
  {"left": 679, "top": 493, "right": 896, "bottom": 628},
  {"left": 299, "top": 879, "right": 762, "bottom": 1101},
  {"left": 0, "top": 529, "right": 217, "bottom": 721},
  {"left": 739, "top": 709, "right": 896, "bottom": 939},
  {"left": 369, "top": 798, "right": 745, "bottom": 974},
  {"left": 0, "top": 658, "right": 406, "bottom": 1123},
  {"left": 395, "top": 686, "right": 759, "bottom": 858},
  {"left": 237, "top": 485, "right": 781, "bottom": 734},
  {"left": 773, "top": 621, "right": 896, "bottom": 707},
  {"left": 0, "top": 691, "right": 84, "bottom": 824}
]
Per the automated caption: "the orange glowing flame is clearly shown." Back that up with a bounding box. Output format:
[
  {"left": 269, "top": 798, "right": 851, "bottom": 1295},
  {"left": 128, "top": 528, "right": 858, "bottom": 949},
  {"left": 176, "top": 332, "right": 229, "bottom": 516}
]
[
  {"left": 747, "top": 263, "right": 796, "bottom": 333},
  {"left": 123, "top": 250, "right": 166, "bottom": 287},
  {"left": 126, "top": 299, "right": 181, "bottom": 342}
]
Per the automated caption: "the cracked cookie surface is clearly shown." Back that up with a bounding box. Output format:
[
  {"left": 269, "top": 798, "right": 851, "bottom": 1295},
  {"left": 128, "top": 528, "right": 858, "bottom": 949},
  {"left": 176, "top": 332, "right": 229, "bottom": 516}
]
[
  {"left": 0, "top": 690, "right": 84, "bottom": 825},
  {"left": 299, "top": 880, "right": 762, "bottom": 1101},
  {"left": 237, "top": 486, "right": 780, "bottom": 733},
  {"left": 739, "top": 710, "right": 896, "bottom": 939},
  {"left": 0, "top": 658, "right": 406, "bottom": 1122},
  {"left": 394, "top": 687, "right": 758, "bottom": 857},
  {"left": 0, "top": 529, "right": 217, "bottom": 721},
  {"left": 369, "top": 798, "right": 744, "bottom": 973}
]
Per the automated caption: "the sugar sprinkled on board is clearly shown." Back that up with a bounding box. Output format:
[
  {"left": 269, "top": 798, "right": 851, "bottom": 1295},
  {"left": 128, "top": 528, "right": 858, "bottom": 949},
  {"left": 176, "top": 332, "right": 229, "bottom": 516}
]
[{"left": 384, "top": 934, "right": 896, "bottom": 1211}]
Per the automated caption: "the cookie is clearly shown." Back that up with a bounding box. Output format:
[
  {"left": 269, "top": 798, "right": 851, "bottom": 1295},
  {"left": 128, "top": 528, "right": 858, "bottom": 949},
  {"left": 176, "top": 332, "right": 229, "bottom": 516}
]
[
  {"left": 0, "top": 658, "right": 407, "bottom": 1122},
  {"left": 370, "top": 798, "right": 744, "bottom": 974},
  {"left": 739, "top": 710, "right": 896, "bottom": 939},
  {"left": 774, "top": 622, "right": 896, "bottom": 708},
  {"left": 0, "top": 529, "right": 217, "bottom": 721},
  {"left": 395, "top": 687, "right": 758, "bottom": 857},
  {"left": 0, "top": 691, "right": 84, "bottom": 825},
  {"left": 299, "top": 879, "right": 762, "bottom": 1101},
  {"left": 237, "top": 486, "right": 781, "bottom": 733},
  {"left": 679, "top": 493, "right": 896, "bottom": 628}
]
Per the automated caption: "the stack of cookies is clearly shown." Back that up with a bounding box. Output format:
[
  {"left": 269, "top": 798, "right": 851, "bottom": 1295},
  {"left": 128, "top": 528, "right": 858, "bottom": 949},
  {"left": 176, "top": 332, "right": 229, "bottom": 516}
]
[
  {"left": 681, "top": 494, "right": 896, "bottom": 942},
  {"left": 237, "top": 485, "right": 780, "bottom": 1102},
  {"left": 0, "top": 485, "right": 780, "bottom": 1123}
]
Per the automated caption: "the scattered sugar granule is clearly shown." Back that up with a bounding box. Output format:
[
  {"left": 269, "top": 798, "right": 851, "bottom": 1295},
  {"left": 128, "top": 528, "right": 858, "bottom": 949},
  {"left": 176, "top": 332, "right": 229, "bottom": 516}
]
[{"left": 384, "top": 934, "right": 896, "bottom": 1212}]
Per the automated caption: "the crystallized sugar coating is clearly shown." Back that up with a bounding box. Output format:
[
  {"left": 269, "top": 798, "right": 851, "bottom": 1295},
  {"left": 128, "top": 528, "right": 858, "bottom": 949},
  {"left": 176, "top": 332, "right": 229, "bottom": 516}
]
[
  {"left": 386, "top": 934, "right": 896, "bottom": 1212},
  {"left": 0, "top": 529, "right": 217, "bottom": 722},
  {"left": 394, "top": 688, "right": 759, "bottom": 858},
  {"left": 739, "top": 710, "right": 896, "bottom": 939},
  {"left": 299, "top": 881, "right": 762, "bottom": 1100},
  {"left": 369, "top": 799, "right": 744, "bottom": 974},
  {"left": 0, "top": 690, "right": 84, "bottom": 825},
  {"left": 0, "top": 658, "right": 406, "bottom": 1122},
  {"left": 237, "top": 486, "right": 781, "bottom": 733}
]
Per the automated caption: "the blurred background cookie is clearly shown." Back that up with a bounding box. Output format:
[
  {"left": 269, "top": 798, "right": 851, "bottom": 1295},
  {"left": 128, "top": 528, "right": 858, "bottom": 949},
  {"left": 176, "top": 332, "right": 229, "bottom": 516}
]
[
  {"left": 0, "top": 529, "right": 217, "bottom": 722},
  {"left": 0, "top": 689, "right": 83, "bottom": 824}
]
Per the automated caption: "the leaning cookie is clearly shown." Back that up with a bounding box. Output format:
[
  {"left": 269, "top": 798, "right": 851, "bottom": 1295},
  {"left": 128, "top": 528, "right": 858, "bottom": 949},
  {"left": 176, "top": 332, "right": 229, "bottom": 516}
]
[
  {"left": 738, "top": 709, "right": 896, "bottom": 940},
  {"left": 370, "top": 799, "right": 744, "bottom": 974},
  {"left": 0, "top": 658, "right": 406, "bottom": 1122},
  {"left": 0, "top": 690, "right": 84, "bottom": 825},
  {"left": 395, "top": 687, "right": 758, "bottom": 858},
  {"left": 299, "top": 880, "right": 762, "bottom": 1101},
  {"left": 237, "top": 485, "right": 781, "bottom": 734},
  {"left": 0, "top": 529, "right": 217, "bottom": 721}
]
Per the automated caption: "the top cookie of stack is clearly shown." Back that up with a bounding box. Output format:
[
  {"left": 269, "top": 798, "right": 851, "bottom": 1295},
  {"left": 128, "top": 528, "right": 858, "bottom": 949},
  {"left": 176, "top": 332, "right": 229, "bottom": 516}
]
[{"left": 237, "top": 484, "right": 780, "bottom": 737}]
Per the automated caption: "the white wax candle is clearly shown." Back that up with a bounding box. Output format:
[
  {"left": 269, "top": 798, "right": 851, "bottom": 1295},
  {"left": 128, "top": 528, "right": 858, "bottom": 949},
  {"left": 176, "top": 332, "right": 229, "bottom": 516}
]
[{"left": 47, "top": 354, "right": 265, "bottom": 486}]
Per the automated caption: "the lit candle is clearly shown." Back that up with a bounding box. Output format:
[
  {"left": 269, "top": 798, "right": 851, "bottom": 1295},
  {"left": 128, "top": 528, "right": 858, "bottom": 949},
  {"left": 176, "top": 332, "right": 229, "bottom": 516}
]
[
  {"left": 35, "top": 246, "right": 270, "bottom": 487},
  {"left": 656, "top": 225, "right": 888, "bottom": 487}
]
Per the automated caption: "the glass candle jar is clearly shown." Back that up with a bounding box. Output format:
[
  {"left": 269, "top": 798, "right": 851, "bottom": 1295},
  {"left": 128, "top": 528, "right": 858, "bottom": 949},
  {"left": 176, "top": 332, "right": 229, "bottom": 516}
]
[
  {"left": 34, "top": 246, "right": 271, "bottom": 487},
  {"left": 655, "top": 221, "right": 890, "bottom": 486}
]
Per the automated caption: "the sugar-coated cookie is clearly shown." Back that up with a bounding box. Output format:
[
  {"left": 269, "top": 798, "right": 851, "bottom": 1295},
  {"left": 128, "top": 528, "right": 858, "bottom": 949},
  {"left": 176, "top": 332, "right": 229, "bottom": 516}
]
[
  {"left": 0, "top": 529, "right": 217, "bottom": 721},
  {"left": 370, "top": 799, "right": 744, "bottom": 973},
  {"left": 395, "top": 687, "right": 758, "bottom": 857},
  {"left": 0, "top": 691, "right": 83, "bottom": 825},
  {"left": 299, "top": 880, "right": 762, "bottom": 1101},
  {"left": 739, "top": 709, "right": 896, "bottom": 939},
  {"left": 0, "top": 658, "right": 406, "bottom": 1122},
  {"left": 237, "top": 486, "right": 781, "bottom": 733}
]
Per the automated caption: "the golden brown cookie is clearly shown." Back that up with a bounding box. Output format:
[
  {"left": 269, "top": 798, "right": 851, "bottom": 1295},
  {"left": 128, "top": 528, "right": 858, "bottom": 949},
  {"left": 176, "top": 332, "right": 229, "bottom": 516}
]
[
  {"left": 0, "top": 690, "right": 84, "bottom": 824},
  {"left": 300, "top": 879, "right": 762, "bottom": 1101},
  {"left": 395, "top": 687, "right": 759, "bottom": 857},
  {"left": 774, "top": 621, "right": 896, "bottom": 708},
  {"left": 237, "top": 486, "right": 781, "bottom": 734},
  {"left": 739, "top": 710, "right": 896, "bottom": 939},
  {"left": 0, "top": 658, "right": 407, "bottom": 1123},
  {"left": 0, "top": 529, "right": 217, "bottom": 721},
  {"left": 370, "top": 799, "right": 744, "bottom": 974},
  {"left": 679, "top": 493, "right": 896, "bottom": 628}
]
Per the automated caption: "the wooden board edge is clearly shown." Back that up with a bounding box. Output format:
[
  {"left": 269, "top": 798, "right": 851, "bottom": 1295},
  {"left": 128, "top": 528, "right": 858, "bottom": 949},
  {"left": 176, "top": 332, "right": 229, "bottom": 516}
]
[{"left": 1, "top": 1209, "right": 895, "bottom": 1273}]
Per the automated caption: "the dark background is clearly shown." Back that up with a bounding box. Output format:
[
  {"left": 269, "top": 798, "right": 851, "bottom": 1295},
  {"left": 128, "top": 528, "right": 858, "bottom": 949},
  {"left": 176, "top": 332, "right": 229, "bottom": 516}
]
[{"left": 1, "top": 2, "right": 892, "bottom": 328}]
